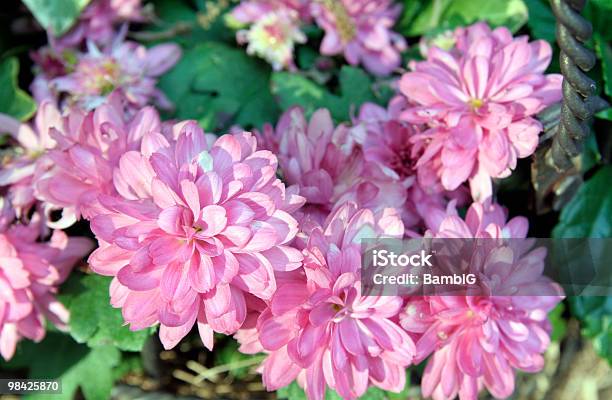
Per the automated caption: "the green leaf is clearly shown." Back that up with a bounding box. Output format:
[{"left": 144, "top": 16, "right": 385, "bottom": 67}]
[
  {"left": 524, "top": 0, "right": 557, "bottom": 43},
  {"left": 22, "top": 0, "right": 90, "bottom": 36},
  {"left": 214, "top": 340, "right": 252, "bottom": 379},
  {"left": 596, "top": 107, "right": 612, "bottom": 120},
  {"left": 595, "top": 35, "right": 612, "bottom": 97},
  {"left": 5, "top": 332, "right": 120, "bottom": 400},
  {"left": 581, "top": 132, "right": 602, "bottom": 173},
  {"left": 147, "top": 0, "right": 233, "bottom": 47},
  {"left": 158, "top": 42, "right": 279, "bottom": 131},
  {"left": 0, "top": 57, "right": 37, "bottom": 121},
  {"left": 277, "top": 378, "right": 410, "bottom": 400},
  {"left": 553, "top": 166, "right": 612, "bottom": 238},
  {"left": 271, "top": 66, "right": 376, "bottom": 122},
  {"left": 549, "top": 303, "right": 568, "bottom": 341},
  {"left": 277, "top": 381, "right": 307, "bottom": 400},
  {"left": 592, "top": 0, "right": 612, "bottom": 10},
  {"left": 405, "top": 0, "right": 528, "bottom": 36},
  {"left": 571, "top": 297, "right": 612, "bottom": 364},
  {"left": 66, "top": 274, "right": 154, "bottom": 352}
]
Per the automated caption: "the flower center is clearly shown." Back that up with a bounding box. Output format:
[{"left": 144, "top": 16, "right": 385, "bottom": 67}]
[
  {"left": 468, "top": 98, "right": 484, "bottom": 111},
  {"left": 79, "top": 58, "right": 121, "bottom": 96},
  {"left": 389, "top": 145, "right": 416, "bottom": 178}
]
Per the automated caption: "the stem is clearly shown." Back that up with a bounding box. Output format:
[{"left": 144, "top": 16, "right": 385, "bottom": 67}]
[
  {"left": 188, "top": 355, "right": 267, "bottom": 384},
  {"left": 128, "top": 22, "right": 193, "bottom": 41}
]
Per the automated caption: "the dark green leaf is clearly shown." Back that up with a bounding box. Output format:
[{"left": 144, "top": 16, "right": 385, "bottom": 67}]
[
  {"left": 571, "top": 297, "right": 612, "bottom": 364},
  {"left": 271, "top": 66, "right": 376, "bottom": 122},
  {"left": 147, "top": 0, "right": 233, "bottom": 47},
  {"left": 66, "top": 274, "right": 154, "bottom": 352},
  {"left": 595, "top": 35, "right": 612, "bottom": 97},
  {"left": 592, "top": 0, "right": 612, "bottom": 10},
  {"left": 158, "top": 42, "right": 279, "bottom": 131},
  {"left": 22, "top": 0, "right": 90, "bottom": 36},
  {"left": 553, "top": 166, "right": 612, "bottom": 238},
  {"left": 5, "top": 332, "right": 120, "bottom": 400},
  {"left": 0, "top": 58, "right": 37, "bottom": 121},
  {"left": 524, "top": 0, "right": 557, "bottom": 43}
]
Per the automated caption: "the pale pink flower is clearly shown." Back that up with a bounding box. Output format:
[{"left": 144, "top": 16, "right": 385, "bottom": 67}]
[
  {"left": 87, "top": 126, "right": 305, "bottom": 350},
  {"left": 51, "top": 31, "right": 180, "bottom": 111},
  {"left": 0, "top": 102, "right": 62, "bottom": 217},
  {"left": 236, "top": 9, "right": 306, "bottom": 70},
  {"left": 356, "top": 97, "right": 467, "bottom": 232},
  {"left": 311, "top": 0, "right": 406, "bottom": 76},
  {"left": 400, "top": 201, "right": 564, "bottom": 400},
  {"left": 35, "top": 92, "right": 162, "bottom": 227},
  {"left": 257, "top": 106, "right": 405, "bottom": 225},
  {"left": 231, "top": 1, "right": 310, "bottom": 69},
  {"left": 255, "top": 202, "right": 414, "bottom": 399},
  {"left": 0, "top": 199, "right": 92, "bottom": 360},
  {"left": 399, "top": 22, "right": 562, "bottom": 201},
  {"left": 54, "top": 0, "right": 144, "bottom": 48}
]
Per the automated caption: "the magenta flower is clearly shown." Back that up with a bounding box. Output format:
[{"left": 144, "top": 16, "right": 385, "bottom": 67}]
[
  {"left": 54, "top": 0, "right": 144, "bottom": 48},
  {"left": 255, "top": 202, "right": 414, "bottom": 399},
  {"left": 257, "top": 106, "right": 405, "bottom": 225},
  {"left": 0, "top": 200, "right": 92, "bottom": 360},
  {"left": 311, "top": 0, "right": 406, "bottom": 76},
  {"left": 356, "top": 97, "right": 467, "bottom": 232},
  {"left": 50, "top": 31, "right": 180, "bottom": 111},
  {"left": 400, "top": 201, "right": 564, "bottom": 400},
  {"left": 35, "top": 92, "right": 163, "bottom": 227},
  {"left": 0, "top": 101, "right": 63, "bottom": 218},
  {"left": 399, "top": 22, "right": 562, "bottom": 201},
  {"left": 87, "top": 125, "right": 305, "bottom": 350}
]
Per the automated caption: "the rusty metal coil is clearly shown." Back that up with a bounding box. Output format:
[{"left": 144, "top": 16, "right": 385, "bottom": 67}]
[{"left": 549, "top": 0, "right": 608, "bottom": 169}]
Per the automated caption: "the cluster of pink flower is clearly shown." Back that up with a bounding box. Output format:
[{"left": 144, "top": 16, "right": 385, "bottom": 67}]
[
  {"left": 0, "top": 5, "right": 565, "bottom": 398},
  {"left": 31, "top": 0, "right": 180, "bottom": 112},
  {"left": 229, "top": 0, "right": 406, "bottom": 75},
  {"left": 400, "top": 22, "right": 563, "bottom": 201},
  {"left": 0, "top": 0, "right": 179, "bottom": 361}
]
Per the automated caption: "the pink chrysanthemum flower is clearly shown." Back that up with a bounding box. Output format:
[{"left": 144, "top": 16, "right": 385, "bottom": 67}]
[
  {"left": 425, "top": 199, "right": 529, "bottom": 239},
  {"left": 50, "top": 31, "right": 180, "bottom": 111},
  {"left": 88, "top": 125, "right": 305, "bottom": 350},
  {"left": 257, "top": 106, "right": 405, "bottom": 225},
  {"left": 356, "top": 97, "right": 467, "bottom": 232},
  {"left": 254, "top": 202, "right": 415, "bottom": 399},
  {"left": 54, "top": 0, "right": 144, "bottom": 48},
  {"left": 0, "top": 200, "right": 92, "bottom": 360},
  {"left": 231, "top": 0, "right": 313, "bottom": 24},
  {"left": 231, "top": 1, "right": 310, "bottom": 70},
  {"left": 0, "top": 102, "right": 62, "bottom": 217},
  {"left": 35, "top": 93, "right": 162, "bottom": 227},
  {"left": 399, "top": 22, "right": 562, "bottom": 201},
  {"left": 400, "top": 201, "right": 564, "bottom": 400},
  {"left": 311, "top": 0, "right": 406, "bottom": 76}
]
